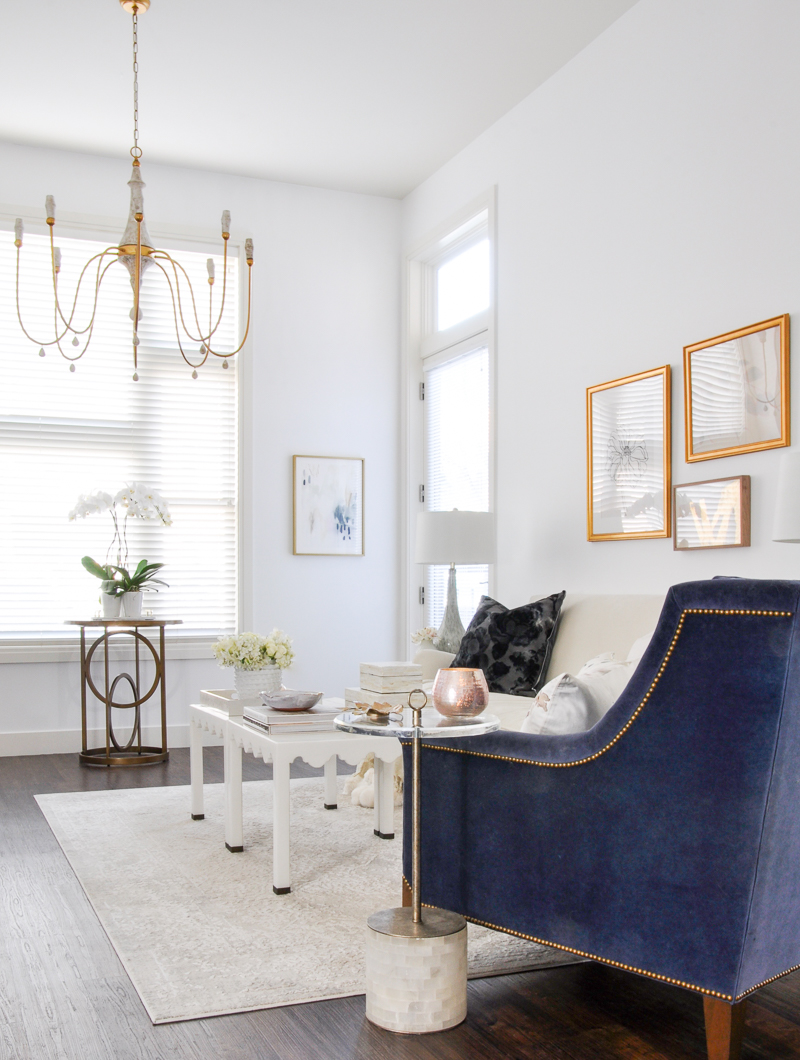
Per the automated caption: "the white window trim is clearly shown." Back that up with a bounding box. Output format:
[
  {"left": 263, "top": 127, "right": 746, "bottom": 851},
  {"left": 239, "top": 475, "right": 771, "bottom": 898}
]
[
  {"left": 399, "top": 189, "right": 497, "bottom": 657},
  {"left": 0, "top": 207, "right": 250, "bottom": 662}
]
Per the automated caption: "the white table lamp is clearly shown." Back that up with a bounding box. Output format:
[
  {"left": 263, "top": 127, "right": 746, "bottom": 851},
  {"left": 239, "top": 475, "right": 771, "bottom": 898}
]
[
  {"left": 415, "top": 510, "right": 496, "bottom": 653},
  {"left": 773, "top": 452, "right": 800, "bottom": 543}
]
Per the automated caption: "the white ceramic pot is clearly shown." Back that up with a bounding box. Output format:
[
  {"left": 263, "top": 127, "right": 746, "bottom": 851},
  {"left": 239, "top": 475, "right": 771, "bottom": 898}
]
[
  {"left": 102, "top": 593, "right": 122, "bottom": 619},
  {"left": 122, "top": 591, "right": 144, "bottom": 618},
  {"left": 233, "top": 664, "right": 282, "bottom": 698}
]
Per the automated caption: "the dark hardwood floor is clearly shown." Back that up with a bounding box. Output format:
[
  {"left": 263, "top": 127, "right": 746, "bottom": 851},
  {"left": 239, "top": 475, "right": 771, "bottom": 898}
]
[{"left": 2, "top": 750, "right": 800, "bottom": 1060}]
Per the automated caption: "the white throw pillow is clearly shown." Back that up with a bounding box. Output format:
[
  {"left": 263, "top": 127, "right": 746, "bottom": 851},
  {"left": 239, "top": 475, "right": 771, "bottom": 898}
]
[
  {"left": 520, "top": 653, "right": 634, "bottom": 736},
  {"left": 627, "top": 629, "right": 655, "bottom": 663}
]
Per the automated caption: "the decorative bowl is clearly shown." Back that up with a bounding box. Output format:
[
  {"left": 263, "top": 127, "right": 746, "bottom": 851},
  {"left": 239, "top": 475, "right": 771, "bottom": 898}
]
[
  {"left": 431, "top": 668, "right": 489, "bottom": 718},
  {"left": 261, "top": 690, "right": 324, "bottom": 712}
]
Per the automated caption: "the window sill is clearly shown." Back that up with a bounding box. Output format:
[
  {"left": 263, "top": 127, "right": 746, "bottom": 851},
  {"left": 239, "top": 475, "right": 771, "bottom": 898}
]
[{"left": 0, "top": 632, "right": 222, "bottom": 664}]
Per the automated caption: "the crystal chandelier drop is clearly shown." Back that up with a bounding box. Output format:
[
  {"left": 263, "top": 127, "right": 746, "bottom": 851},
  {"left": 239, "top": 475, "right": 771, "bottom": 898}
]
[{"left": 13, "top": 0, "right": 253, "bottom": 382}]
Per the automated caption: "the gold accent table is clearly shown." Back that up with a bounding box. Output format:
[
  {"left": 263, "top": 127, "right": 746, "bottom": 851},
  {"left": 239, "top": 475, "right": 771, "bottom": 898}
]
[{"left": 66, "top": 618, "right": 182, "bottom": 767}]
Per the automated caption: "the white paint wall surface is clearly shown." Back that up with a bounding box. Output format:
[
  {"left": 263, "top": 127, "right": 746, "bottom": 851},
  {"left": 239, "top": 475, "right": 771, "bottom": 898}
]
[
  {"left": 402, "top": 0, "right": 800, "bottom": 607},
  {"left": 0, "top": 142, "right": 401, "bottom": 753}
]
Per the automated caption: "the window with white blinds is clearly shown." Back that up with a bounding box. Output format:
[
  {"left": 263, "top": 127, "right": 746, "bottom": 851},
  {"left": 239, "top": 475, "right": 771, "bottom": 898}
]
[
  {"left": 424, "top": 346, "right": 490, "bottom": 628},
  {"left": 0, "top": 228, "right": 238, "bottom": 635}
]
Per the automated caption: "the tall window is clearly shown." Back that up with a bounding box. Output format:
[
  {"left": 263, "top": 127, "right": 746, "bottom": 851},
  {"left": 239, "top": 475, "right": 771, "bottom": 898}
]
[
  {"left": 409, "top": 202, "right": 493, "bottom": 632},
  {"left": 425, "top": 345, "right": 490, "bottom": 626},
  {"left": 0, "top": 228, "right": 239, "bottom": 636}
]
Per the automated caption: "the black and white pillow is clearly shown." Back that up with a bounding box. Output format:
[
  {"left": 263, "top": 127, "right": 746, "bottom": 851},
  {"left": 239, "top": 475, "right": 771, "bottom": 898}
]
[{"left": 450, "top": 591, "right": 566, "bottom": 697}]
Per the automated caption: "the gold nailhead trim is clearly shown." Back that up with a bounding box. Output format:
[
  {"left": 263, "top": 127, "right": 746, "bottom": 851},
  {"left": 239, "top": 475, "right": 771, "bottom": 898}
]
[
  {"left": 405, "top": 608, "right": 796, "bottom": 1000},
  {"left": 400, "top": 876, "right": 733, "bottom": 999},
  {"left": 734, "top": 961, "right": 800, "bottom": 1000},
  {"left": 419, "top": 609, "right": 792, "bottom": 769}
]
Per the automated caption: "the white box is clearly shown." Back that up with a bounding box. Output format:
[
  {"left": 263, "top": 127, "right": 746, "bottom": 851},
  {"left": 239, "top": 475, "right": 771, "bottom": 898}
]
[
  {"left": 199, "top": 688, "right": 262, "bottom": 717},
  {"left": 359, "top": 661, "right": 423, "bottom": 694}
]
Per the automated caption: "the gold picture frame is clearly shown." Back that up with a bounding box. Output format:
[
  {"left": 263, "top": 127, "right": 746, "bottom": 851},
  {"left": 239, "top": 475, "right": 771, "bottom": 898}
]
[
  {"left": 684, "top": 314, "right": 790, "bottom": 462},
  {"left": 673, "top": 475, "right": 751, "bottom": 551},
  {"left": 587, "top": 365, "right": 671, "bottom": 541},
  {"left": 293, "top": 455, "right": 364, "bottom": 556}
]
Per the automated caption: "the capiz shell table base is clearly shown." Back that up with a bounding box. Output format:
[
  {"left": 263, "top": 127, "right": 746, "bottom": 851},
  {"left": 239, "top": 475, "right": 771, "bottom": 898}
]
[
  {"left": 189, "top": 702, "right": 403, "bottom": 895},
  {"left": 367, "top": 907, "right": 468, "bottom": 1033}
]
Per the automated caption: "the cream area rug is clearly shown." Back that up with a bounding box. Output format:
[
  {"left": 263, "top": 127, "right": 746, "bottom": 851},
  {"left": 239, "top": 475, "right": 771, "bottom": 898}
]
[{"left": 35, "top": 780, "right": 578, "bottom": 1024}]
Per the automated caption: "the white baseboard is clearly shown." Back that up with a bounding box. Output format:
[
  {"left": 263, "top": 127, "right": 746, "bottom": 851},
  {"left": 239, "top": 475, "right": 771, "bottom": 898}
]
[{"left": 0, "top": 724, "right": 223, "bottom": 757}]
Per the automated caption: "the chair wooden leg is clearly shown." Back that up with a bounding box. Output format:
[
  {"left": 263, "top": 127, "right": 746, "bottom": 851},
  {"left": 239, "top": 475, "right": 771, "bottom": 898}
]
[
  {"left": 402, "top": 877, "right": 412, "bottom": 907},
  {"left": 703, "top": 996, "right": 747, "bottom": 1060}
]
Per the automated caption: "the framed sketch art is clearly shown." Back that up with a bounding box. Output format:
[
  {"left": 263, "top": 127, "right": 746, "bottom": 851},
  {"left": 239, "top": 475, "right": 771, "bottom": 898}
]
[
  {"left": 684, "top": 315, "right": 790, "bottom": 462},
  {"left": 673, "top": 475, "right": 750, "bottom": 551},
  {"left": 587, "top": 365, "right": 671, "bottom": 541},
  {"left": 293, "top": 455, "right": 364, "bottom": 556}
]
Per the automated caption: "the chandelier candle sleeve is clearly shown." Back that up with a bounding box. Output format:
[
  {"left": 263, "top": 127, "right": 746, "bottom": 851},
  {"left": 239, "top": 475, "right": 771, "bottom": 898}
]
[
  {"left": 14, "top": 218, "right": 22, "bottom": 246},
  {"left": 45, "top": 196, "right": 55, "bottom": 223}
]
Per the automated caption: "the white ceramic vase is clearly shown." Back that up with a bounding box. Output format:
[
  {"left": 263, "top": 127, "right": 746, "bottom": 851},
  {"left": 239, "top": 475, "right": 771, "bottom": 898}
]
[
  {"left": 122, "top": 591, "right": 144, "bottom": 618},
  {"left": 233, "top": 664, "right": 282, "bottom": 698},
  {"left": 102, "top": 593, "right": 122, "bottom": 619}
]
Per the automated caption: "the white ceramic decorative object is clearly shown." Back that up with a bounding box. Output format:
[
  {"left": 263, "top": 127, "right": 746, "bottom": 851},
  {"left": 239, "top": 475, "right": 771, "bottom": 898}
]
[
  {"left": 122, "top": 591, "right": 143, "bottom": 618},
  {"left": 102, "top": 593, "right": 122, "bottom": 619},
  {"left": 233, "top": 664, "right": 281, "bottom": 698},
  {"left": 359, "top": 661, "right": 423, "bottom": 694},
  {"left": 366, "top": 919, "right": 468, "bottom": 1033}
]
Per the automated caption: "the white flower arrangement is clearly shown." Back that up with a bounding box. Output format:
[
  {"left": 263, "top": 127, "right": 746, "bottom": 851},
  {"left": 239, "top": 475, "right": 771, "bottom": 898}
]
[
  {"left": 212, "top": 629, "right": 295, "bottom": 671},
  {"left": 411, "top": 627, "right": 439, "bottom": 646}
]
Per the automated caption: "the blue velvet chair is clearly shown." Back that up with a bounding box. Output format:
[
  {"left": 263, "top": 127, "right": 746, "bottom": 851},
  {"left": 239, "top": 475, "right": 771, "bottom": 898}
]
[{"left": 402, "top": 578, "right": 800, "bottom": 1060}]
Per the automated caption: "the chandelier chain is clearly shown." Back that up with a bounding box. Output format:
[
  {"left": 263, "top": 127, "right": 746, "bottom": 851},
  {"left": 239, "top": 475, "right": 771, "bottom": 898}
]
[{"left": 131, "top": 11, "right": 141, "bottom": 160}]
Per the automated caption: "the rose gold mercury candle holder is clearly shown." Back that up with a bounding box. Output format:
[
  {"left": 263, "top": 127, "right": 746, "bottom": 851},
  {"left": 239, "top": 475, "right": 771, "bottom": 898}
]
[{"left": 431, "top": 667, "right": 489, "bottom": 718}]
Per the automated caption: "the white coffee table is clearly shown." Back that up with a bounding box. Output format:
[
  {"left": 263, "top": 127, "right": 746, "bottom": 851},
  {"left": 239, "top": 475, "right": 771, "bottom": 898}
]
[{"left": 189, "top": 700, "right": 402, "bottom": 894}]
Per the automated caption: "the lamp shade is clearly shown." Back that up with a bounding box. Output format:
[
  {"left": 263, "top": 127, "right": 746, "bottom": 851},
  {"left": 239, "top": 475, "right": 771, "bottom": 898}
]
[
  {"left": 773, "top": 451, "right": 800, "bottom": 542},
  {"left": 415, "top": 510, "right": 496, "bottom": 565}
]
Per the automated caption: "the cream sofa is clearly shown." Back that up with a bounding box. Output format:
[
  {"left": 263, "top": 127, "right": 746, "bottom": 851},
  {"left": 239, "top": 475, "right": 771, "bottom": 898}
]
[{"left": 415, "top": 593, "right": 665, "bottom": 731}]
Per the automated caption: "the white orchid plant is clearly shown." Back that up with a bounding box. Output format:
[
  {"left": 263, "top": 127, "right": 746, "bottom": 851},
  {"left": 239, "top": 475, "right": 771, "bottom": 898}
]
[
  {"left": 212, "top": 630, "right": 295, "bottom": 671},
  {"left": 69, "top": 483, "right": 172, "bottom": 596}
]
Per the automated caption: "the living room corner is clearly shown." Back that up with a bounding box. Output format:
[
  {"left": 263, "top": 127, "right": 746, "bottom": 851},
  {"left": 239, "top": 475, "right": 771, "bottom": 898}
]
[{"left": 4, "top": 2, "right": 800, "bottom": 1058}]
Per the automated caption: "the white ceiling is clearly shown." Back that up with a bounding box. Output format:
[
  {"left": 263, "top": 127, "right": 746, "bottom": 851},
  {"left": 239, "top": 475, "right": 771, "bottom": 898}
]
[{"left": 2, "top": 0, "right": 638, "bottom": 198}]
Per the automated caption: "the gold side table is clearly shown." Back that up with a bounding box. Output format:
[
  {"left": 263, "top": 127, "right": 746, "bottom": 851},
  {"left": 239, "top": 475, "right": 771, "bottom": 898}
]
[{"left": 66, "top": 618, "right": 182, "bottom": 767}]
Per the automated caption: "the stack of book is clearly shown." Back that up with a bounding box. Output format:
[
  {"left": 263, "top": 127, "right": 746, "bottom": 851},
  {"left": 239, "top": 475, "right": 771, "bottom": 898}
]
[{"left": 243, "top": 698, "right": 344, "bottom": 734}]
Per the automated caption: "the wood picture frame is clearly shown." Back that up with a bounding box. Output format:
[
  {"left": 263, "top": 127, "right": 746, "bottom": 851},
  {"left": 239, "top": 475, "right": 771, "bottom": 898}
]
[
  {"left": 673, "top": 475, "right": 751, "bottom": 551},
  {"left": 587, "top": 365, "right": 671, "bottom": 541},
  {"left": 292, "top": 455, "right": 364, "bottom": 556},
  {"left": 684, "top": 314, "right": 790, "bottom": 462}
]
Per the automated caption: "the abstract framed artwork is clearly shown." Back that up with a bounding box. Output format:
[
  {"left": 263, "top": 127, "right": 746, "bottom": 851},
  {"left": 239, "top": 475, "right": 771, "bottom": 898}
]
[
  {"left": 293, "top": 455, "right": 364, "bottom": 556},
  {"left": 587, "top": 365, "right": 671, "bottom": 541},
  {"left": 673, "top": 475, "right": 750, "bottom": 551},
  {"left": 684, "top": 314, "right": 790, "bottom": 462}
]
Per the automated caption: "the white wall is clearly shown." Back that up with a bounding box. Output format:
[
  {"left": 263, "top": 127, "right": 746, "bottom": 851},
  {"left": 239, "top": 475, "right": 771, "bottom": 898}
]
[
  {"left": 0, "top": 141, "right": 401, "bottom": 754},
  {"left": 402, "top": 0, "right": 800, "bottom": 606}
]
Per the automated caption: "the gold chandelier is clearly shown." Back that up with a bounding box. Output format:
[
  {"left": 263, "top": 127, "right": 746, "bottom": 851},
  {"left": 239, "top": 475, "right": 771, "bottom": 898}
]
[{"left": 13, "top": 0, "right": 253, "bottom": 382}]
